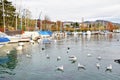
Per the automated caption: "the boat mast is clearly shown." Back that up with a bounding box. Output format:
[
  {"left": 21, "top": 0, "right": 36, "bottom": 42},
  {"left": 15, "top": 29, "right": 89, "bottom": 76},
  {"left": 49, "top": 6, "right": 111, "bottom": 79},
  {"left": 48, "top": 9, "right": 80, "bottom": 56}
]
[
  {"left": 15, "top": 0, "right": 17, "bottom": 30},
  {"left": 2, "top": 0, "right": 5, "bottom": 32},
  {"left": 39, "top": 11, "right": 42, "bottom": 30},
  {"left": 35, "top": 18, "right": 37, "bottom": 30}
]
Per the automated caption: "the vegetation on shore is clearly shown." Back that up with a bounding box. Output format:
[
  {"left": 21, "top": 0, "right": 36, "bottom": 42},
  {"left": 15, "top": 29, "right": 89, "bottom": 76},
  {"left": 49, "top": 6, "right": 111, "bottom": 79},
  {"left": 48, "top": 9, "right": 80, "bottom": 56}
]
[{"left": 0, "top": 0, "right": 120, "bottom": 32}]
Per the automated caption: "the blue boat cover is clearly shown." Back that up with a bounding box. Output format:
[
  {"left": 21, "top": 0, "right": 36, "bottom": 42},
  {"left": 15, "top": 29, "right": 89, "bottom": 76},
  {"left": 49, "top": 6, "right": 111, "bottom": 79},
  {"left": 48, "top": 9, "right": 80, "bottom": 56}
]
[
  {"left": 38, "top": 31, "right": 52, "bottom": 36},
  {"left": 0, "top": 37, "right": 10, "bottom": 42}
]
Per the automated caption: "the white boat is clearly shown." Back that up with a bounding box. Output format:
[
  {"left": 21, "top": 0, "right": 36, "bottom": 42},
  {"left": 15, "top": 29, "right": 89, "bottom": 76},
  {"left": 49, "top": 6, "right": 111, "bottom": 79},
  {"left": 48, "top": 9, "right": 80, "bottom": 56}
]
[
  {"left": 7, "top": 35, "right": 21, "bottom": 43},
  {"left": 0, "top": 32, "right": 10, "bottom": 48},
  {"left": 38, "top": 31, "right": 52, "bottom": 44}
]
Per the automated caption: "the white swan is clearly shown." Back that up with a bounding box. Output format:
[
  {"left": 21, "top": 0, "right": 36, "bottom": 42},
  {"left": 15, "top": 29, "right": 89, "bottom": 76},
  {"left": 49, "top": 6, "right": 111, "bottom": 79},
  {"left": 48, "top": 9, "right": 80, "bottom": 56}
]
[
  {"left": 46, "top": 54, "right": 50, "bottom": 59},
  {"left": 96, "top": 63, "right": 100, "bottom": 69},
  {"left": 56, "top": 65, "right": 64, "bottom": 71},
  {"left": 106, "top": 64, "right": 112, "bottom": 71},
  {"left": 26, "top": 54, "right": 32, "bottom": 58},
  {"left": 69, "top": 56, "right": 77, "bottom": 62},
  {"left": 97, "top": 56, "right": 102, "bottom": 60},
  {"left": 87, "top": 53, "right": 91, "bottom": 56},
  {"left": 57, "top": 56, "right": 61, "bottom": 61},
  {"left": 78, "top": 63, "right": 85, "bottom": 70}
]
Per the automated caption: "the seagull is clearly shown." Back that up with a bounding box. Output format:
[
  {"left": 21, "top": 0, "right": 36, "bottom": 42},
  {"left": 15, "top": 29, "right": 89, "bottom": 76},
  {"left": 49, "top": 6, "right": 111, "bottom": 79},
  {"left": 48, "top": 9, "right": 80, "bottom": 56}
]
[
  {"left": 56, "top": 65, "right": 64, "bottom": 72},
  {"left": 106, "top": 64, "right": 112, "bottom": 72},
  {"left": 87, "top": 54, "right": 91, "bottom": 57},
  {"left": 96, "top": 63, "right": 100, "bottom": 69},
  {"left": 46, "top": 54, "right": 50, "bottom": 59},
  {"left": 97, "top": 56, "right": 102, "bottom": 60},
  {"left": 69, "top": 56, "right": 77, "bottom": 63},
  {"left": 57, "top": 56, "right": 61, "bottom": 61},
  {"left": 26, "top": 54, "right": 32, "bottom": 58},
  {"left": 78, "top": 63, "right": 86, "bottom": 70}
]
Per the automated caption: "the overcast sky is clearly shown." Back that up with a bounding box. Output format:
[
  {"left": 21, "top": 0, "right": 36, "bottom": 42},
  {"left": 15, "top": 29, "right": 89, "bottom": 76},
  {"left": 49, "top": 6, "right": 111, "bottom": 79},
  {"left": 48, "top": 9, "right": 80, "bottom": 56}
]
[{"left": 8, "top": 0, "right": 120, "bottom": 22}]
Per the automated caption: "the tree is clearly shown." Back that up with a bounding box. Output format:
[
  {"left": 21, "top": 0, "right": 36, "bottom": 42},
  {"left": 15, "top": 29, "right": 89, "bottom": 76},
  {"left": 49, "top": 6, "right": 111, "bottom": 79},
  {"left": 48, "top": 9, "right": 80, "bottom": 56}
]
[
  {"left": 21, "top": 8, "right": 32, "bottom": 31},
  {"left": 73, "top": 22, "right": 79, "bottom": 28},
  {"left": 0, "top": 0, "right": 16, "bottom": 29}
]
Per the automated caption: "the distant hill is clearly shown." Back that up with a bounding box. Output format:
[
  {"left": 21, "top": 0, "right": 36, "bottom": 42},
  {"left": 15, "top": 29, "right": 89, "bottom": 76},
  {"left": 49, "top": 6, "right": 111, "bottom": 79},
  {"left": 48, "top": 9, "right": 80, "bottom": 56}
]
[
  {"left": 63, "top": 20, "right": 120, "bottom": 27},
  {"left": 84, "top": 20, "right": 120, "bottom": 27}
]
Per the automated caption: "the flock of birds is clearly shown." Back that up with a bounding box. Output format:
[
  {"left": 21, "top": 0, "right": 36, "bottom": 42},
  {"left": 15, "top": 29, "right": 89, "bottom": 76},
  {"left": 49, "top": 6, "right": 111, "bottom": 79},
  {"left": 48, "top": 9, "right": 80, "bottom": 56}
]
[
  {"left": 55, "top": 54, "right": 112, "bottom": 72},
  {"left": 7, "top": 40, "right": 113, "bottom": 73},
  {"left": 44, "top": 46, "right": 112, "bottom": 72}
]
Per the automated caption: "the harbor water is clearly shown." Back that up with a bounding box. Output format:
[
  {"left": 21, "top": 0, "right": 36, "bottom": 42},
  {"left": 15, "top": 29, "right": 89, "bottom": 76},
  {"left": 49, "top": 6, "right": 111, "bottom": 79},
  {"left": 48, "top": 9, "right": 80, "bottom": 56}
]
[{"left": 0, "top": 33, "right": 120, "bottom": 80}]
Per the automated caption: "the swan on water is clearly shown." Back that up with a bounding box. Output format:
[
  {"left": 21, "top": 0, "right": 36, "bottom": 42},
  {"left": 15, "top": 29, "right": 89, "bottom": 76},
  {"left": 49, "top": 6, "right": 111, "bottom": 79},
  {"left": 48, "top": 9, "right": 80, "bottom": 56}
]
[
  {"left": 26, "top": 54, "right": 32, "bottom": 58},
  {"left": 57, "top": 56, "right": 61, "bottom": 61},
  {"left": 56, "top": 65, "right": 64, "bottom": 72},
  {"left": 78, "top": 63, "right": 86, "bottom": 70},
  {"left": 69, "top": 55, "right": 77, "bottom": 63},
  {"left": 106, "top": 64, "right": 112, "bottom": 71},
  {"left": 46, "top": 54, "right": 50, "bottom": 59},
  {"left": 97, "top": 56, "right": 102, "bottom": 60},
  {"left": 87, "top": 54, "right": 91, "bottom": 57},
  {"left": 96, "top": 63, "right": 100, "bottom": 69}
]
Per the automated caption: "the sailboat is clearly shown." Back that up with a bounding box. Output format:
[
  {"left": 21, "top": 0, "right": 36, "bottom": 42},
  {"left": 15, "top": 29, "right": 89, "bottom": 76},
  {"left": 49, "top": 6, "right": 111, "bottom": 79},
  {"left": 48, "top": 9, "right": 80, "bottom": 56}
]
[{"left": 0, "top": 32, "right": 10, "bottom": 48}]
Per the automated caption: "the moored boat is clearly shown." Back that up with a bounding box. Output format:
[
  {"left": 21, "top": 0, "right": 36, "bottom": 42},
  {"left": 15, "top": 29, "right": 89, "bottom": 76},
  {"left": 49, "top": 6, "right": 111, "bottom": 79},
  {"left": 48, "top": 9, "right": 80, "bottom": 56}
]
[
  {"left": 0, "top": 32, "right": 10, "bottom": 48},
  {"left": 38, "top": 30, "right": 52, "bottom": 44}
]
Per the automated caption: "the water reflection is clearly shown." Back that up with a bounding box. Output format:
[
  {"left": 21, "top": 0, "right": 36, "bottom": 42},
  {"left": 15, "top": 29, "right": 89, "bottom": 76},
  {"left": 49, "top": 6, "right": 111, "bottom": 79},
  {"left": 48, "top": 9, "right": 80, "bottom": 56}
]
[{"left": 0, "top": 49, "right": 17, "bottom": 75}]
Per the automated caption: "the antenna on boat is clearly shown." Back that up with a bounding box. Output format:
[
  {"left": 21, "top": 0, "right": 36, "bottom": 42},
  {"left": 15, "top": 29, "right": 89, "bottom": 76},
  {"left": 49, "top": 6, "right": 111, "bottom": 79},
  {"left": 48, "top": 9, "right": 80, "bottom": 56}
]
[{"left": 39, "top": 11, "right": 42, "bottom": 31}]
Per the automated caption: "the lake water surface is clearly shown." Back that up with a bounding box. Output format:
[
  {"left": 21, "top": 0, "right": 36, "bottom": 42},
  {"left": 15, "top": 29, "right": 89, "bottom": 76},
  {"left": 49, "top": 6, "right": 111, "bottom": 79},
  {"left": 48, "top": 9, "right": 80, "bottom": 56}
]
[{"left": 0, "top": 33, "right": 120, "bottom": 80}]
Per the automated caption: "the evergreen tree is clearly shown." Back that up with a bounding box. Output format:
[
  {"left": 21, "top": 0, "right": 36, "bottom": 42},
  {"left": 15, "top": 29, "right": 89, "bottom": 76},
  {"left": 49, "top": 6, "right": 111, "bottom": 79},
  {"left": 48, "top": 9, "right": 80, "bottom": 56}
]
[{"left": 0, "top": 0, "right": 16, "bottom": 29}]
